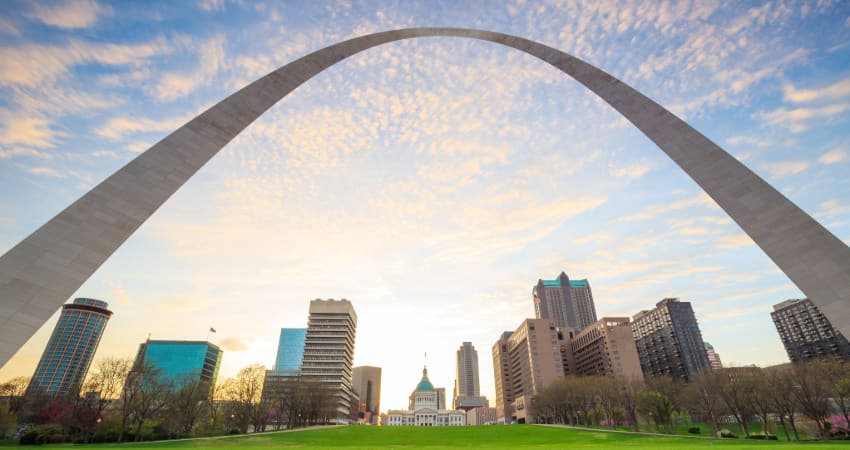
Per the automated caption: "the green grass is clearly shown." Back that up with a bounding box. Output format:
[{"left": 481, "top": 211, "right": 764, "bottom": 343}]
[{"left": 20, "top": 425, "right": 850, "bottom": 449}]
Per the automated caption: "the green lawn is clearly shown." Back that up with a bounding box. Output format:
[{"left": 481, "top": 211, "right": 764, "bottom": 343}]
[{"left": 16, "top": 425, "right": 850, "bottom": 449}]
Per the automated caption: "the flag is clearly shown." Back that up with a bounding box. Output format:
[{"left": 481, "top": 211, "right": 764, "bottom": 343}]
[{"left": 210, "top": 327, "right": 216, "bottom": 333}]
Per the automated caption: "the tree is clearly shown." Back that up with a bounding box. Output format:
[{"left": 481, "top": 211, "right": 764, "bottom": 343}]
[
  {"left": 0, "top": 376, "right": 29, "bottom": 415},
  {"left": 76, "top": 357, "right": 132, "bottom": 442},
  {"left": 685, "top": 370, "right": 724, "bottom": 438},
  {"left": 118, "top": 364, "right": 171, "bottom": 442},
  {"left": 0, "top": 401, "right": 17, "bottom": 439},
  {"left": 614, "top": 376, "right": 642, "bottom": 432},
  {"left": 826, "top": 360, "right": 850, "bottom": 434},
  {"left": 221, "top": 365, "right": 267, "bottom": 434},
  {"left": 636, "top": 390, "right": 673, "bottom": 433},
  {"left": 163, "top": 378, "right": 211, "bottom": 437},
  {"left": 791, "top": 361, "right": 833, "bottom": 440},
  {"left": 718, "top": 369, "right": 757, "bottom": 437},
  {"left": 766, "top": 367, "right": 799, "bottom": 441}
]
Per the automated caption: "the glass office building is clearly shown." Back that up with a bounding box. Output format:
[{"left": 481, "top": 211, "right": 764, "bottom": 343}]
[
  {"left": 274, "top": 328, "right": 307, "bottom": 373},
  {"left": 134, "top": 340, "right": 222, "bottom": 390},
  {"left": 28, "top": 298, "right": 113, "bottom": 397}
]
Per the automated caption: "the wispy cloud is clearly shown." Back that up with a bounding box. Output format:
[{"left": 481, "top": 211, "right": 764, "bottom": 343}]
[
  {"left": 757, "top": 103, "right": 850, "bottom": 132},
  {"left": 0, "top": 17, "right": 20, "bottom": 36},
  {"left": 0, "top": 113, "right": 62, "bottom": 149},
  {"left": 26, "top": 0, "right": 112, "bottom": 30},
  {"left": 759, "top": 160, "right": 810, "bottom": 178},
  {"left": 819, "top": 149, "right": 846, "bottom": 165},
  {"left": 611, "top": 162, "right": 650, "bottom": 178},
  {"left": 95, "top": 114, "right": 189, "bottom": 141},
  {"left": 27, "top": 166, "right": 65, "bottom": 178},
  {"left": 0, "top": 38, "right": 171, "bottom": 88},
  {"left": 783, "top": 77, "right": 850, "bottom": 103},
  {"left": 198, "top": 0, "right": 225, "bottom": 12},
  {"left": 218, "top": 337, "right": 251, "bottom": 352},
  {"left": 613, "top": 193, "right": 715, "bottom": 223},
  {"left": 153, "top": 36, "right": 225, "bottom": 101}
]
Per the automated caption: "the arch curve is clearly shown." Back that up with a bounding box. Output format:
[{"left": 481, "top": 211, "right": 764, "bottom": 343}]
[{"left": 1, "top": 28, "right": 848, "bottom": 368}]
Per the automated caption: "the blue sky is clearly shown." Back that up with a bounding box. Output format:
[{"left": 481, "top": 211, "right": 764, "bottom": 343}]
[{"left": 0, "top": 0, "right": 849, "bottom": 410}]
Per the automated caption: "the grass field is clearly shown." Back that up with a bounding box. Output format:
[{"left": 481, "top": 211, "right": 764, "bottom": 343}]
[{"left": 9, "top": 425, "right": 850, "bottom": 449}]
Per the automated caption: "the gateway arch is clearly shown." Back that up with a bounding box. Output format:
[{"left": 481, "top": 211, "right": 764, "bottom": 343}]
[{"left": 1, "top": 28, "right": 849, "bottom": 369}]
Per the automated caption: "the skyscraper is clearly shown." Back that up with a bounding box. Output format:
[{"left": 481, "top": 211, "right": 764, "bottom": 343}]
[
  {"left": 493, "top": 319, "right": 565, "bottom": 424},
  {"left": 352, "top": 366, "right": 381, "bottom": 424},
  {"left": 274, "top": 328, "right": 307, "bottom": 373},
  {"left": 704, "top": 342, "right": 723, "bottom": 370},
  {"left": 491, "top": 331, "right": 513, "bottom": 423},
  {"left": 570, "top": 317, "right": 643, "bottom": 380},
  {"left": 533, "top": 271, "right": 597, "bottom": 333},
  {"left": 771, "top": 298, "right": 850, "bottom": 363},
  {"left": 301, "top": 298, "right": 357, "bottom": 424},
  {"left": 28, "top": 298, "right": 112, "bottom": 397},
  {"left": 133, "top": 340, "right": 222, "bottom": 392},
  {"left": 631, "top": 298, "right": 710, "bottom": 381},
  {"left": 453, "top": 342, "right": 486, "bottom": 410}
]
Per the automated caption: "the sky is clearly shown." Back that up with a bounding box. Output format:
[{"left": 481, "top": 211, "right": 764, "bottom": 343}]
[{"left": 0, "top": 0, "right": 849, "bottom": 412}]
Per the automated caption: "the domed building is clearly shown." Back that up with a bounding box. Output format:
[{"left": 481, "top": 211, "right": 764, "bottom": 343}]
[{"left": 385, "top": 366, "right": 466, "bottom": 426}]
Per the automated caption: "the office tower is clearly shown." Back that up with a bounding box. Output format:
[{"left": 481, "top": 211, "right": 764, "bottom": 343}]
[
  {"left": 453, "top": 342, "right": 487, "bottom": 410},
  {"left": 274, "top": 328, "right": 307, "bottom": 373},
  {"left": 133, "top": 340, "right": 222, "bottom": 392},
  {"left": 704, "top": 342, "right": 723, "bottom": 370},
  {"left": 28, "top": 298, "right": 112, "bottom": 397},
  {"left": 570, "top": 317, "right": 643, "bottom": 380},
  {"left": 771, "top": 298, "right": 850, "bottom": 363},
  {"left": 631, "top": 298, "right": 710, "bottom": 381},
  {"left": 533, "top": 271, "right": 597, "bottom": 332},
  {"left": 301, "top": 298, "right": 357, "bottom": 424},
  {"left": 495, "top": 319, "right": 565, "bottom": 424},
  {"left": 491, "top": 331, "right": 513, "bottom": 423},
  {"left": 352, "top": 366, "right": 382, "bottom": 424}
]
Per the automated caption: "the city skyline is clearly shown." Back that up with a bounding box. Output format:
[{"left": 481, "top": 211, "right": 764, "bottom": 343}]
[{"left": 1, "top": 0, "right": 850, "bottom": 411}]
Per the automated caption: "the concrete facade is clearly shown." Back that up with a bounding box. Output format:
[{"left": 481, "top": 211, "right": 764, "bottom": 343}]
[
  {"left": 352, "top": 365, "right": 382, "bottom": 424},
  {"left": 631, "top": 298, "right": 710, "bottom": 381},
  {"left": 570, "top": 317, "right": 643, "bottom": 380},
  {"left": 533, "top": 272, "right": 597, "bottom": 333},
  {"left": 2, "top": 27, "right": 849, "bottom": 369},
  {"left": 771, "top": 298, "right": 850, "bottom": 363}
]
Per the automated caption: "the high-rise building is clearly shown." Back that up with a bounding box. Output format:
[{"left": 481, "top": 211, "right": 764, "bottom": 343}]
[
  {"left": 385, "top": 366, "right": 465, "bottom": 426},
  {"left": 631, "top": 298, "right": 710, "bottom": 382},
  {"left": 771, "top": 298, "right": 850, "bottom": 363},
  {"left": 493, "top": 319, "right": 565, "bottom": 424},
  {"left": 352, "top": 366, "right": 381, "bottom": 424},
  {"left": 133, "top": 340, "right": 222, "bottom": 392},
  {"left": 28, "top": 298, "right": 112, "bottom": 397},
  {"left": 570, "top": 317, "right": 643, "bottom": 380},
  {"left": 704, "top": 342, "right": 723, "bottom": 370},
  {"left": 301, "top": 298, "right": 357, "bottom": 424},
  {"left": 491, "top": 331, "right": 513, "bottom": 423},
  {"left": 453, "top": 342, "right": 487, "bottom": 411},
  {"left": 274, "top": 328, "right": 307, "bottom": 373},
  {"left": 533, "top": 271, "right": 597, "bottom": 332}
]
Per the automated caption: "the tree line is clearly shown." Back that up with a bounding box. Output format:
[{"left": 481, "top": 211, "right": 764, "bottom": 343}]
[
  {"left": 532, "top": 359, "right": 850, "bottom": 440},
  {"left": 0, "top": 359, "right": 335, "bottom": 444}
]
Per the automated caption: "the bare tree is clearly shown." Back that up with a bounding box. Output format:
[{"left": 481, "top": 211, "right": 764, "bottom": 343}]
[
  {"left": 163, "top": 378, "right": 210, "bottom": 437},
  {"left": 686, "top": 370, "right": 724, "bottom": 437},
  {"left": 791, "top": 361, "right": 833, "bottom": 440},
  {"left": 614, "top": 376, "right": 642, "bottom": 432},
  {"left": 718, "top": 369, "right": 757, "bottom": 437},
  {"left": 0, "top": 376, "right": 30, "bottom": 415},
  {"left": 118, "top": 364, "right": 171, "bottom": 442},
  {"left": 766, "top": 367, "right": 799, "bottom": 441},
  {"left": 221, "top": 364, "right": 266, "bottom": 434},
  {"left": 76, "top": 357, "right": 132, "bottom": 442}
]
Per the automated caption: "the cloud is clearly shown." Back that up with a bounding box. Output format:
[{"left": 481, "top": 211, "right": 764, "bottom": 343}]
[
  {"left": 26, "top": 0, "right": 112, "bottom": 30},
  {"left": 153, "top": 36, "right": 224, "bottom": 101},
  {"left": 713, "top": 233, "right": 754, "bottom": 249},
  {"left": 0, "top": 113, "right": 62, "bottom": 149},
  {"left": 758, "top": 160, "right": 809, "bottom": 178},
  {"left": 819, "top": 199, "right": 849, "bottom": 218},
  {"left": 0, "top": 147, "right": 53, "bottom": 159},
  {"left": 0, "top": 17, "right": 19, "bottom": 36},
  {"left": 757, "top": 103, "right": 850, "bottom": 132},
  {"left": 95, "top": 114, "right": 189, "bottom": 141},
  {"left": 614, "top": 193, "right": 715, "bottom": 223},
  {"left": 572, "top": 233, "right": 613, "bottom": 245},
  {"left": 27, "top": 166, "right": 65, "bottom": 178},
  {"left": 0, "top": 38, "right": 170, "bottom": 88},
  {"left": 784, "top": 77, "right": 850, "bottom": 103},
  {"left": 218, "top": 337, "right": 251, "bottom": 352},
  {"left": 611, "top": 162, "right": 650, "bottom": 178},
  {"left": 90, "top": 150, "right": 118, "bottom": 158},
  {"left": 819, "top": 149, "right": 846, "bottom": 165},
  {"left": 125, "top": 142, "right": 151, "bottom": 153},
  {"left": 198, "top": 0, "right": 225, "bottom": 12}
]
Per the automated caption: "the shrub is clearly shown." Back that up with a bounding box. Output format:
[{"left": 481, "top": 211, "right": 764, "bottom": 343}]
[
  {"left": 745, "top": 434, "right": 777, "bottom": 440},
  {"left": 687, "top": 427, "right": 700, "bottom": 434},
  {"left": 19, "top": 424, "right": 67, "bottom": 445}
]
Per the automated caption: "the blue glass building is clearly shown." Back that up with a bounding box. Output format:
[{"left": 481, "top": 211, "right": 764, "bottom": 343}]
[
  {"left": 28, "top": 298, "right": 112, "bottom": 397},
  {"left": 134, "top": 340, "right": 222, "bottom": 390},
  {"left": 274, "top": 328, "right": 306, "bottom": 373}
]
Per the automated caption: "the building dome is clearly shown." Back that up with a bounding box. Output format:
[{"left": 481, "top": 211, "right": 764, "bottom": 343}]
[{"left": 415, "top": 366, "right": 434, "bottom": 391}]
